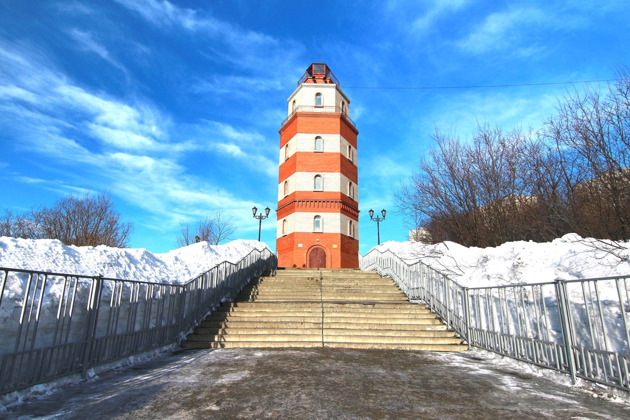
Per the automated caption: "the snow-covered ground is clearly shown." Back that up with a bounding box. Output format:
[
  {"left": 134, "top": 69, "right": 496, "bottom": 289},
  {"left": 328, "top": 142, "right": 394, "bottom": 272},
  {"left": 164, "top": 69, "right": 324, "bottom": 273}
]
[{"left": 373, "top": 233, "right": 630, "bottom": 287}]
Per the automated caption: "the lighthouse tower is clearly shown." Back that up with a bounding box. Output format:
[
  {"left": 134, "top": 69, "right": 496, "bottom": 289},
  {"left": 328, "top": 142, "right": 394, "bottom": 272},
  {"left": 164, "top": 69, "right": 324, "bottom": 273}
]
[{"left": 276, "top": 63, "right": 359, "bottom": 268}]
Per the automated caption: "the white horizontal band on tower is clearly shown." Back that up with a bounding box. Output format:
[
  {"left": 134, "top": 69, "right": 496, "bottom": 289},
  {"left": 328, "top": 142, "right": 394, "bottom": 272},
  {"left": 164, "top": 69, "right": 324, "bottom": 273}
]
[
  {"left": 278, "top": 172, "right": 358, "bottom": 201},
  {"left": 277, "top": 212, "right": 359, "bottom": 239},
  {"left": 286, "top": 83, "right": 350, "bottom": 116},
  {"left": 280, "top": 133, "right": 357, "bottom": 164}
]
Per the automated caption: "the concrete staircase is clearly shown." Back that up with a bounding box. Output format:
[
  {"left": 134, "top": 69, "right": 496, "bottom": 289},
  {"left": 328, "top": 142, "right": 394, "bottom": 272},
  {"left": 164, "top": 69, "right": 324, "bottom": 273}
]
[{"left": 181, "top": 268, "right": 466, "bottom": 351}]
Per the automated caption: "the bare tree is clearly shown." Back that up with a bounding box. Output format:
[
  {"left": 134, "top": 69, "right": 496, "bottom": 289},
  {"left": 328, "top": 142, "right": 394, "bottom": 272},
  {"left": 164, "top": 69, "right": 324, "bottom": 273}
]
[
  {"left": 176, "top": 222, "right": 195, "bottom": 248},
  {"left": 543, "top": 67, "right": 630, "bottom": 241},
  {"left": 176, "top": 211, "right": 236, "bottom": 247},
  {"left": 398, "top": 68, "right": 630, "bottom": 249},
  {"left": 397, "top": 125, "right": 538, "bottom": 247},
  {"left": 211, "top": 212, "right": 236, "bottom": 244},
  {"left": 1, "top": 193, "right": 133, "bottom": 247}
]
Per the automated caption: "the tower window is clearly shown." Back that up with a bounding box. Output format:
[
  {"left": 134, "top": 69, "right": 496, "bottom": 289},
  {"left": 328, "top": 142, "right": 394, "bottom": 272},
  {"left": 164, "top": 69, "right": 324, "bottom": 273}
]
[
  {"left": 315, "top": 93, "right": 323, "bottom": 107},
  {"left": 348, "top": 220, "right": 354, "bottom": 238},
  {"left": 284, "top": 144, "right": 289, "bottom": 160},
  {"left": 341, "top": 101, "right": 346, "bottom": 114},
  {"left": 347, "top": 145, "right": 353, "bottom": 162},
  {"left": 348, "top": 181, "right": 354, "bottom": 199},
  {"left": 314, "top": 175, "right": 323, "bottom": 191},
  {"left": 314, "top": 215, "right": 322, "bottom": 232},
  {"left": 282, "top": 219, "right": 287, "bottom": 235},
  {"left": 314, "top": 136, "right": 323, "bottom": 152},
  {"left": 292, "top": 100, "right": 296, "bottom": 113},
  {"left": 284, "top": 180, "right": 289, "bottom": 196}
]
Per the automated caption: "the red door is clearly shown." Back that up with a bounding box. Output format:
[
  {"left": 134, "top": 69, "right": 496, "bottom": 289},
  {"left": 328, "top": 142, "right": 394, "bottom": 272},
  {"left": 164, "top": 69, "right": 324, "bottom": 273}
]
[{"left": 308, "top": 247, "right": 326, "bottom": 268}]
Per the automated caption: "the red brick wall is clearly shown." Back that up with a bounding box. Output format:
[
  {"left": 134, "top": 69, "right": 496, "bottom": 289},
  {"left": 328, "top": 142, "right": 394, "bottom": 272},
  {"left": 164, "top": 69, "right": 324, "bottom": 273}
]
[
  {"left": 277, "top": 231, "right": 359, "bottom": 268},
  {"left": 279, "top": 153, "right": 357, "bottom": 183},
  {"left": 280, "top": 113, "right": 358, "bottom": 148},
  {"left": 277, "top": 194, "right": 359, "bottom": 219}
]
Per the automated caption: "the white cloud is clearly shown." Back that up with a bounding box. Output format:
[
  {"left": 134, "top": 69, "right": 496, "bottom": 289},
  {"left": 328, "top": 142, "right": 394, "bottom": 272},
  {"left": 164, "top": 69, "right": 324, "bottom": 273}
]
[
  {"left": 207, "top": 121, "right": 266, "bottom": 144},
  {"left": 115, "top": 0, "right": 304, "bottom": 93},
  {"left": 0, "top": 85, "right": 38, "bottom": 102},
  {"left": 0, "top": 39, "right": 65, "bottom": 94},
  {"left": 455, "top": 7, "right": 567, "bottom": 58},
  {"left": 410, "top": 0, "right": 467, "bottom": 34},
  {"left": 216, "top": 143, "right": 244, "bottom": 158},
  {"left": 69, "top": 29, "right": 111, "bottom": 61},
  {"left": 88, "top": 124, "right": 157, "bottom": 150},
  {"left": 214, "top": 142, "right": 276, "bottom": 178},
  {"left": 67, "top": 29, "right": 128, "bottom": 75},
  {"left": 55, "top": 85, "right": 164, "bottom": 137},
  {"left": 457, "top": 9, "right": 548, "bottom": 54},
  {"left": 0, "top": 37, "right": 261, "bottom": 235},
  {"left": 14, "top": 176, "right": 48, "bottom": 184},
  {"left": 113, "top": 0, "right": 202, "bottom": 30},
  {"left": 192, "top": 74, "right": 285, "bottom": 96}
]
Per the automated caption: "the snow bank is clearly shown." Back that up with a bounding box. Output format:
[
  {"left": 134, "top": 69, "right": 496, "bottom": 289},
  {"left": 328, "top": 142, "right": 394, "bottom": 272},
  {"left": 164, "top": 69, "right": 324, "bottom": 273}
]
[
  {"left": 0, "top": 237, "right": 270, "bottom": 285},
  {"left": 374, "top": 233, "right": 630, "bottom": 288},
  {"left": 0, "top": 237, "right": 273, "bottom": 357},
  {"left": 367, "top": 234, "right": 630, "bottom": 355}
]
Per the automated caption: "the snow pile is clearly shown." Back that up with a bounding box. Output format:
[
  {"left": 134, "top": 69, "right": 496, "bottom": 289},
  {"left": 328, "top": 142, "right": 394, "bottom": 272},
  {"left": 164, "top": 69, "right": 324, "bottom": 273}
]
[
  {"left": 368, "top": 233, "right": 630, "bottom": 355},
  {"left": 0, "top": 237, "right": 273, "bottom": 357},
  {"left": 374, "top": 233, "right": 630, "bottom": 288},
  {"left": 0, "top": 237, "right": 270, "bottom": 284}
]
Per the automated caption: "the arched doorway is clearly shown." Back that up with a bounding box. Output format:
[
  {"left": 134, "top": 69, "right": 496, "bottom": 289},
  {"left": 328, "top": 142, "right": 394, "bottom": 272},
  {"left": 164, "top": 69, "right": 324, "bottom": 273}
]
[{"left": 308, "top": 246, "right": 327, "bottom": 268}]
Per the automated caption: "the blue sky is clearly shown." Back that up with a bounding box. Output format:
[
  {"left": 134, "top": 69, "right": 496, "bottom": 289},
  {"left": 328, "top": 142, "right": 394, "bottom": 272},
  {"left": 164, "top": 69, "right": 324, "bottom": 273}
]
[{"left": 1, "top": 0, "right": 629, "bottom": 255}]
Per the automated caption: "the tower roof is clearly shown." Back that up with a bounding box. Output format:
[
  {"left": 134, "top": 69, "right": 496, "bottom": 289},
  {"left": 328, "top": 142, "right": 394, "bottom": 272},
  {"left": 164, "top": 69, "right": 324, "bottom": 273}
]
[{"left": 298, "top": 63, "right": 340, "bottom": 86}]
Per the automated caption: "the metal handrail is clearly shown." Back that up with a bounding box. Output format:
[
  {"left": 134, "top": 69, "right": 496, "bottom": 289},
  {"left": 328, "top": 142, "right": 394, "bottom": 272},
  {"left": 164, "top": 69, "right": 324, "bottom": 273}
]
[
  {"left": 360, "top": 247, "right": 630, "bottom": 392},
  {"left": 0, "top": 247, "right": 277, "bottom": 394}
]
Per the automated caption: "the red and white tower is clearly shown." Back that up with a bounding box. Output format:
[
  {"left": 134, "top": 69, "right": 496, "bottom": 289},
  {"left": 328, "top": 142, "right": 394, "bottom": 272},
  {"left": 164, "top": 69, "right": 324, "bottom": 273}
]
[{"left": 276, "top": 63, "right": 359, "bottom": 268}]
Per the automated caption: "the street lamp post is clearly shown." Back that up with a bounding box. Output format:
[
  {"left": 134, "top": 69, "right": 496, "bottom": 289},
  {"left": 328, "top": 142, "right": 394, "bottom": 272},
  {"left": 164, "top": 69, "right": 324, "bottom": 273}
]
[
  {"left": 368, "top": 208, "right": 387, "bottom": 245},
  {"left": 252, "top": 206, "right": 271, "bottom": 241}
]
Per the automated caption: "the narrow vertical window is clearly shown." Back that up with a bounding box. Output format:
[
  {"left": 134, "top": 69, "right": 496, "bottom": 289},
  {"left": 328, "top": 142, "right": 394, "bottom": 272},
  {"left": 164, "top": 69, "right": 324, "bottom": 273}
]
[
  {"left": 314, "top": 215, "right": 322, "bottom": 232},
  {"left": 315, "top": 93, "right": 323, "bottom": 107},
  {"left": 314, "top": 136, "right": 323, "bottom": 152},
  {"left": 284, "top": 144, "right": 289, "bottom": 160},
  {"left": 314, "top": 175, "right": 323, "bottom": 191},
  {"left": 347, "top": 145, "right": 353, "bottom": 162},
  {"left": 348, "top": 220, "right": 354, "bottom": 237},
  {"left": 348, "top": 181, "right": 354, "bottom": 199},
  {"left": 282, "top": 219, "right": 287, "bottom": 235},
  {"left": 292, "top": 100, "right": 296, "bottom": 113},
  {"left": 341, "top": 101, "right": 346, "bottom": 114},
  {"left": 284, "top": 180, "right": 289, "bottom": 196}
]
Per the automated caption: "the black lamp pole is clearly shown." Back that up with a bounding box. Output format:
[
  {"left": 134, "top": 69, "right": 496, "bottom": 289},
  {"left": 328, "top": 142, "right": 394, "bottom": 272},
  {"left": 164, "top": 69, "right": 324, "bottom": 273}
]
[
  {"left": 369, "top": 208, "right": 387, "bottom": 245},
  {"left": 252, "top": 206, "right": 271, "bottom": 241}
]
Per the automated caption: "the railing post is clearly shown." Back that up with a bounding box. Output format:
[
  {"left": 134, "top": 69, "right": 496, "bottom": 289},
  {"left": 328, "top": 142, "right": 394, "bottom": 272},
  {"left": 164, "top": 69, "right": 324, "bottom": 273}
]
[
  {"left": 555, "top": 279, "right": 577, "bottom": 384},
  {"left": 82, "top": 275, "right": 103, "bottom": 378},
  {"left": 463, "top": 287, "right": 472, "bottom": 349},
  {"left": 444, "top": 276, "right": 451, "bottom": 328}
]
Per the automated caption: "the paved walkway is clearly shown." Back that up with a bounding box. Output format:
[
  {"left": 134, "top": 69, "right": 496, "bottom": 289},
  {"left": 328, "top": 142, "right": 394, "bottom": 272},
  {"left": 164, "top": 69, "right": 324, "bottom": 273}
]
[{"left": 4, "top": 348, "right": 630, "bottom": 419}]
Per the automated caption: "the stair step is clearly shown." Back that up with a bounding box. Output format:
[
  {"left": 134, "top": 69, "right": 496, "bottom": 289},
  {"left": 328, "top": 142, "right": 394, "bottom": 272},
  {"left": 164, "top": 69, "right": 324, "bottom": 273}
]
[
  {"left": 216, "top": 308, "right": 433, "bottom": 316},
  {"left": 181, "top": 268, "right": 465, "bottom": 352},
  {"left": 221, "top": 302, "right": 430, "bottom": 310},
  {"left": 191, "top": 334, "right": 462, "bottom": 345},
  {"left": 200, "top": 319, "right": 448, "bottom": 331},
  {"left": 182, "top": 341, "right": 467, "bottom": 352},
  {"left": 194, "top": 328, "right": 456, "bottom": 338},
  {"left": 209, "top": 313, "right": 439, "bottom": 321}
]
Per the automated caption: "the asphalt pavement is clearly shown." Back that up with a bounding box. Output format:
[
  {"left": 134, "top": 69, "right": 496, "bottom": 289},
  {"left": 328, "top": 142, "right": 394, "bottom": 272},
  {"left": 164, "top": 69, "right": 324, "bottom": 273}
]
[{"left": 3, "top": 347, "right": 630, "bottom": 419}]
